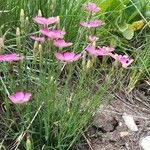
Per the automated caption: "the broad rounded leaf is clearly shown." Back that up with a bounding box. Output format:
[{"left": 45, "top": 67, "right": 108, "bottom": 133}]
[{"left": 122, "top": 28, "right": 134, "bottom": 40}]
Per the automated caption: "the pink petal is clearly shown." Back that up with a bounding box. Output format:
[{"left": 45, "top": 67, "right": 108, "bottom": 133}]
[
  {"left": 80, "top": 20, "right": 104, "bottom": 28},
  {"left": 40, "top": 28, "right": 50, "bottom": 37},
  {"left": 9, "top": 95, "right": 20, "bottom": 103},
  {"left": 55, "top": 52, "right": 81, "bottom": 62},
  {"left": 0, "top": 54, "right": 22, "bottom": 62},
  {"left": 33, "top": 16, "right": 59, "bottom": 25},
  {"left": 15, "top": 92, "right": 25, "bottom": 100},
  {"left": 40, "top": 29, "right": 66, "bottom": 39},
  {"left": 63, "top": 52, "right": 75, "bottom": 61},
  {"left": 53, "top": 39, "right": 73, "bottom": 48},
  {"left": 30, "top": 36, "right": 45, "bottom": 42},
  {"left": 101, "top": 46, "right": 115, "bottom": 52},
  {"left": 23, "top": 93, "right": 32, "bottom": 102},
  {"left": 83, "top": 2, "right": 100, "bottom": 13},
  {"left": 72, "top": 54, "right": 81, "bottom": 61},
  {"left": 86, "top": 46, "right": 99, "bottom": 56},
  {"left": 121, "top": 58, "right": 134, "bottom": 68},
  {"left": 54, "top": 52, "right": 64, "bottom": 61},
  {"left": 9, "top": 92, "right": 31, "bottom": 104}
]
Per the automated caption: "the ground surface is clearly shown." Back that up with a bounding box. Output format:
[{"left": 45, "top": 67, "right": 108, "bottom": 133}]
[{"left": 75, "top": 81, "right": 150, "bottom": 150}]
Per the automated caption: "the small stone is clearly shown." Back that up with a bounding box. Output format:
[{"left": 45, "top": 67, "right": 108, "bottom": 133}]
[
  {"left": 140, "top": 136, "right": 150, "bottom": 150},
  {"left": 120, "top": 131, "right": 129, "bottom": 137},
  {"left": 122, "top": 113, "right": 138, "bottom": 132}
]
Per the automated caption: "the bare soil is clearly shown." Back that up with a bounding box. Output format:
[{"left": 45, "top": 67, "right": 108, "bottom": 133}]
[{"left": 75, "top": 81, "right": 150, "bottom": 150}]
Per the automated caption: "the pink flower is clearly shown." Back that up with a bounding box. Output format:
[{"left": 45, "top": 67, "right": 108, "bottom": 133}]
[
  {"left": 33, "top": 16, "right": 59, "bottom": 26},
  {"left": 86, "top": 46, "right": 100, "bottom": 56},
  {"left": 53, "top": 39, "right": 73, "bottom": 48},
  {"left": 86, "top": 46, "right": 114, "bottom": 56},
  {"left": 88, "top": 35, "right": 99, "bottom": 43},
  {"left": 83, "top": 2, "right": 100, "bottom": 13},
  {"left": 98, "top": 46, "right": 115, "bottom": 56},
  {"left": 54, "top": 52, "right": 81, "bottom": 63},
  {"left": 30, "top": 36, "right": 45, "bottom": 42},
  {"left": 80, "top": 20, "right": 104, "bottom": 28},
  {"left": 110, "top": 54, "right": 134, "bottom": 68},
  {"left": 40, "top": 29, "right": 66, "bottom": 39},
  {"left": 0, "top": 54, "right": 22, "bottom": 62},
  {"left": 9, "top": 91, "right": 32, "bottom": 104}
]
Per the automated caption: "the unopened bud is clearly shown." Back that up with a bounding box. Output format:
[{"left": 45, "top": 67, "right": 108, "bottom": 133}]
[
  {"left": 56, "top": 16, "right": 60, "bottom": 23},
  {"left": 0, "top": 37, "right": 4, "bottom": 53},
  {"left": 16, "top": 27, "right": 21, "bottom": 50},
  {"left": 38, "top": 9, "right": 42, "bottom": 17},
  {"left": 38, "top": 44, "right": 43, "bottom": 62},
  {"left": 25, "top": 17, "right": 29, "bottom": 25},
  {"left": 38, "top": 44, "right": 42, "bottom": 53},
  {"left": 20, "top": 9, "right": 25, "bottom": 34},
  {"left": 20, "top": 9, "right": 25, "bottom": 22},
  {"left": 26, "top": 136, "right": 32, "bottom": 150},
  {"left": 86, "top": 59, "right": 93, "bottom": 69}
]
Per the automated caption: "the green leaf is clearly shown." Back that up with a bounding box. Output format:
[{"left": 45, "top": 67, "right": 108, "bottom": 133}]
[
  {"left": 99, "top": 0, "right": 130, "bottom": 12},
  {"left": 118, "top": 22, "right": 128, "bottom": 32},
  {"left": 122, "top": 28, "right": 134, "bottom": 40}
]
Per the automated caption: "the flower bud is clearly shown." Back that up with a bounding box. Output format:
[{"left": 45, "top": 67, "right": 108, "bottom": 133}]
[
  {"left": 38, "top": 44, "right": 43, "bottom": 62},
  {"left": 86, "top": 59, "right": 93, "bottom": 69},
  {"left": 26, "top": 136, "right": 32, "bottom": 150},
  {"left": 16, "top": 27, "right": 21, "bottom": 50},
  {"left": 20, "top": 9, "right": 25, "bottom": 33},
  {"left": 20, "top": 9, "right": 25, "bottom": 22},
  {"left": 38, "top": 9, "right": 42, "bottom": 17},
  {"left": 0, "top": 37, "right": 4, "bottom": 53}
]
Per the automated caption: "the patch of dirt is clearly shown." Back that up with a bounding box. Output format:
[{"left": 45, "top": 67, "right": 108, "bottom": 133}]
[{"left": 75, "top": 81, "right": 150, "bottom": 150}]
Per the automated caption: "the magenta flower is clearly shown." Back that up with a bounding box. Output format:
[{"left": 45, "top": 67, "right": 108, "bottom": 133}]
[
  {"left": 0, "top": 54, "right": 22, "bottom": 62},
  {"left": 9, "top": 91, "right": 32, "bottom": 104},
  {"left": 33, "top": 16, "right": 59, "bottom": 26},
  {"left": 88, "top": 35, "right": 99, "bottom": 43},
  {"left": 83, "top": 2, "right": 100, "bottom": 13},
  {"left": 53, "top": 39, "right": 73, "bottom": 48},
  {"left": 30, "top": 36, "right": 45, "bottom": 42},
  {"left": 80, "top": 20, "right": 104, "bottom": 28},
  {"left": 54, "top": 52, "right": 81, "bottom": 63},
  {"left": 110, "top": 54, "right": 134, "bottom": 68},
  {"left": 40, "top": 29, "right": 66, "bottom": 39}
]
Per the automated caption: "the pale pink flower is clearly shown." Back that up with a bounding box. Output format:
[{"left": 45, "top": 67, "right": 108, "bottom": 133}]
[
  {"left": 9, "top": 91, "right": 32, "bottom": 104},
  {"left": 98, "top": 46, "right": 115, "bottom": 56},
  {"left": 30, "top": 36, "right": 45, "bottom": 42},
  {"left": 33, "top": 16, "right": 59, "bottom": 26},
  {"left": 110, "top": 54, "right": 134, "bottom": 68},
  {"left": 40, "top": 29, "right": 66, "bottom": 39},
  {"left": 86, "top": 46, "right": 114, "bottom": 56},
  {"left": 0, "top": 54, "right": 22, "bottom": 62},
  {"left": 86, "top": 46, "right": 100, "bottom": 56},
  {"left": 53, "top": 39, "right": 73, "bottom": 48},
  {"left": 83, "top": 2, "right": 100, "bottom": 13},
  {"left": 88, "top": 35, "right": 99, "bottom": 43},
  {"left": 54, "top": 52, "right": 81, "bottom": 63},
  {"left": 80, "top": 20, "right": 104, "bottom": 28}
]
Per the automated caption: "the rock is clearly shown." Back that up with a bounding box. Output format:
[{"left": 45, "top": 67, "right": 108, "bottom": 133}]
[
  {"left": 120, "top": 131, "right": 129, "bottom": 137},
  {"left": 122, "top": 113, "right": 138, "bottom": 132},
  {"left": 140, "top": 136, "right": 150, "bottom": 150},
  {"left": 92, "top": 112, "right": 118, "bottom": 132}
]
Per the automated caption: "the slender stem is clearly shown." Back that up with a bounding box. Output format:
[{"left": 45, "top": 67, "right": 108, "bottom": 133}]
[{"left": 0, "top": 76, "right": 10, "bottom": 96}]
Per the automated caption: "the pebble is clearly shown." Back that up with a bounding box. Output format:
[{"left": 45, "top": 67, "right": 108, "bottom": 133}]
[
  {"left": 140, "top": 136, "right": 150, "bottom": 150},
  {"left": 122, "top": 113, "right": 138, "bottom": 132}
]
